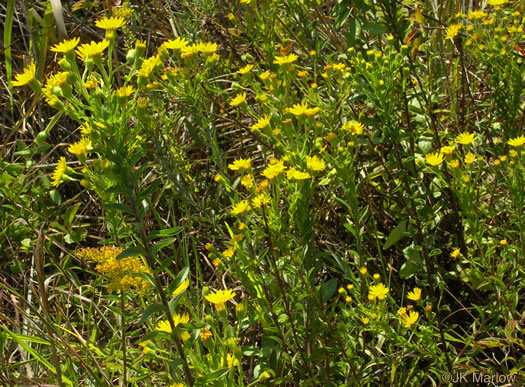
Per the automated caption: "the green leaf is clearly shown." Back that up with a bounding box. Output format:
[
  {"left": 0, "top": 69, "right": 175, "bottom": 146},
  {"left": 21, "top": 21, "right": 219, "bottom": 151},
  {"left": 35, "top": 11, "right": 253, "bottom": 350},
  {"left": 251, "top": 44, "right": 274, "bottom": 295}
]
[
  {"left": 363, "top": 22, "right": 386, "bottom": 36},
  {"left": 146, "top": 227, "right": 183, "bottom": 243},
  {"left": 64, "top": 202, "right": 81, "bottom": 229},
  {"left": 138, "top": 303, "right": 167, "bottom": 326},
  {"left": 151, "top": 238, "right": 176, "bottom": 257},
  {"left": 400, "top": 244, "right": 423, "bottom": 279},
  {"left": 166, "top": 266, "right": 190, "bottom": 297},
  {"left": 116, "top": 246, "right": 147, "bottom": 259},
  {"left": 103, "top": 203, "right": 134, "bottom": 214},
  {"left": 320, "top": 278, "right": 338, "bottom": 303},
  {"left": 384, "top": 219, "right": 407, "bottom": 250}
]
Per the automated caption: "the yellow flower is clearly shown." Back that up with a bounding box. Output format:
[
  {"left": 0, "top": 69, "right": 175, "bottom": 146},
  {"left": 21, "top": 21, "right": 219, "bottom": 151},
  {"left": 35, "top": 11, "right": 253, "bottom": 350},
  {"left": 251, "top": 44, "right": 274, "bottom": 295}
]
[
  {"left": 456, "top": 132, "right": 477, "bottom": 145},
  {"left": 507, "top": 135, "right": 525, "bottom": 147},
  {"left": 212, "top": 258, "right": 222, "bottom": 267},
  {"left": 468, "top": 11, "right": 487, "bottom": 20},
  {"left": 200, "top": 328, "right": 212, "bottom": 341},
  {"left": 76, "top": 40, "right": 110, "bottom": 61},
  {"left": 163, "top": 37, "right": 189, "bottom": 50},
  {"left": 488, "top": 0, "right": 507, "bottom": 5},
  {"left": 397, "top": 307, "right": 407, "bottom": 316},
  {"left": 76, "top": 246, "right": 151, "bottom": 292},
  {"left": 68, "top": 137, "right": 92, "bottom": 157},
  {"left": 51, "top": 157, "right": 68, "bottom": 187},
  {"left": 500, "top": 238, "right": 507, "bottom": 245},
  {"left": 240, "top": 174, "right": 254, "bottom": 189},
  {"left": 116, "top": 85, "right": 135, "bottom": 98},
  {"left": 51, "top": 37, "right": 80, "bottom": 53},
  {"left": 450, "top": 248, "right": 460, "bottom": 259},
  {"left": 306, "top": 155, "right": 326, "bottom": 172},
  {"left": 251, "top": 193, "right": 271, "bottom": 209},
  {"left": 342, "top": 121, "right": 364, "bottom": 135},
  {"left": 137, "top": 55, "right": 161, "bottom": 79},
  {"left": 261, "top": 160, "right": 286, "bottom": 180},
  {"left": 222, "top": 246, "right": 236, "bottom": 258},
  {"left": 449, "top": 159, "right": 460, "bottom": 168},
  {"left": 288, "top": 101, "right": 320, "bottom": 117},
  {"left": 259, "top": 70, "right": 271, "bottom": 80},
  {"left": 273, "top": 53, "right": 298, "bottom": 65},
  {"left": 345, "top": 296, "right": 352, "bottom": 303},
  {"left": 95, "top": 16, "right": 126, "bottom": 30},
  {"left": 440, "top": 144, "right": 456, "bottom": 155},
  {"left": 172, "top": 279, "right": 190, "bottom": 296},
  {"left": 445, "top": 23, "right": 462, "bottom": 39},
  {"left": 229, "top": 92, "right": 247, "bottom": 106},
  {"left": 251, "top": 115, "right": 271, "bottom": 131},
  {"left": 425, "top": 152, "right": 445, "bottom": 166},
  {"left": 368, "top": 283, "right": 389, "bottom": 301},
  {"left": 228, "top": 158, "right": 251, "bottom": 171},
  {"left": 198, "top": 42, "right": 218, "bottom": 54},
  {"left": 464, "top": 152, "right": 476, "bottom": 164},
  {"left": 238, "top": 64, "right": 254, "bottom": 74},
  {"left": 12, "top": 63, "right": 36, "bottom": 87},
  {"left": 240, "top": 0, "right": 252, "bottom": 4},
  {"left": 204, "top": 289, "right": 236, "bottom": 312},
  {"left": 401, "top": 311, "right": 419, "bottom": 327},
  {"left": 155, "top": 314, "right": 190, "bottom": 333},
  {"left": 407, "top": 287, "right": 422, "bottom": 302},
  {"left": 231, "top": 200, "right": 251, "bottom": 216},
  {"left": 360, "top": 267, "right": 367, "bottom": 275},
  {"left": 221, "top": 353, "right": 239, "bottom": 368},
  {"left": 361, "top": 317, "right": 369, "bottom": 325},
  {"left": 286, "top": 167, "right": 311, "bottom": 180}
]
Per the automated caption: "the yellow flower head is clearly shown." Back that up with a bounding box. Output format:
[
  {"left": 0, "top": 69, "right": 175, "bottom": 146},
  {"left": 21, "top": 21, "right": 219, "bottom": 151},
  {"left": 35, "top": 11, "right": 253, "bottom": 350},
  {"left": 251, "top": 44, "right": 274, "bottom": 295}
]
[
  {"left": 360, "top": 266, "right": 367, "bottom": 275},
  {"left": 238, "top": 64, "right": 254, "bottom": 74},
  {"left": 221, "top": 353, "right": 239, "bottom": 368},
  {"left": 68, "top": 137, "right": 92, "bottom": 157},
  {"left": 172, "top": 279, "right": 190, "bottom": 297},
  {"left": 51, "top": 37, "right": 80, "bottom": 54},
  {"left": 407, "top": 287, "right": 422, "bottom": 302},
  {"left": 231, "top": 200, "right": 251, "bottom": 216},
  {"left": 198, "top": 42, "right": 218, "bottom": 54},
  {"left": 445, "top": 23, "right": 462, "bottom": 39},
  {"left": 155, "top": 313, "right": 190, "bottom": 333},
  {"left": 251, "top": 115, "right": 271, "bottom": 131},
  {"left": 229, "top": 92, "right": 247, "bottom": 106},
  {"left": 12, "top": 63, "right": 36, "bottom": 87},
  {"left": 51, "top": 157, "right": 68, "bottom": 187},
  {"left": 95, "top": 16, "right": 126, "bottom": 31},
  {"left": 288, "top": 101, "right": 320, "bottom": 117},
  {"left": 259, "top": 70, "right": 271, "bottom": 80},
  {"left": 251, "top": 193, "right": 271, "bottom": 209},
  {"left": 306, "top": 155, "right": 326, "bottom": 172},
  {"left": 163, "top": 37, "right": 189, "bottom": 51},
  {"left": 240, "top": 174, "right": 254, "bottom": 189},
  {"left": 488, "top": 0, "right": 508, "bottom": 5},
  {"left": 286, "top": 167, "right": 311, "bottom": 180},
  {"left": 368, "top": 283, "right": 389, "bottom": 301},
  {"left": 449, "top": 159, "right": 460, "bottom": 168},
  {"left": 425, "top": 152, "right": 445, "bottom": 166},
  {"left": 200, "top": 328, "right": 212, "bottom": 341},
  {"left": 228, "top": 158, "right": 251, "bottom": 171},
  {"left": 138, "top": 55, "right": 161, "bottom": 79},
  {"left": 401, "top": 311, "right": 419, "bottom": 327},
  {"left": 273, "top": 53, "right": 298, "bottom": 65},
  {"left": 456, "top": 132, "right": 477, "bottom": 145},
  {"left": 450, "top": 248, "right": 460, "bottom": 259},
  {"left": 204, "top": 289, "right": 236, "bottom": 312},
  {"left": 261, "top": 160, "right": 286, "bottom": 180},
  {"left": 76, "top": 40, "right": 110, "bottom": 61},
  {"left": 116, "top": 85, "right": 135, "bottom": 98},
  {"left": 342, "top": 121, "right": 364, "bottom": 135},
  {"left": 507, "top": 135, "right": 525, "bottom": 147},
  {"left": 464, "top": 152, "right": 476, "bottom": 164},
  {"left": 440, "top": 144, "right": 456, "bottom": 155}
]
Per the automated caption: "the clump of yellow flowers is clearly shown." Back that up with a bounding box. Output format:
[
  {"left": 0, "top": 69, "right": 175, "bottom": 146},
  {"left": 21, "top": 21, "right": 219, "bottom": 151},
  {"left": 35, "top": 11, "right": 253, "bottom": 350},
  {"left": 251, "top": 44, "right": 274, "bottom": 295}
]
[{"left": 77, "top": 246, "right": 151, "bottom": 292}]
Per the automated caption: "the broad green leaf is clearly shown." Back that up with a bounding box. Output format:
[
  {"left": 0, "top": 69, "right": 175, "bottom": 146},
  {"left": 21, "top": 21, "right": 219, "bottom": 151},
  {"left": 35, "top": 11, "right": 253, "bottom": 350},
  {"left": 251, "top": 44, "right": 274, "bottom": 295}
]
[
  {"left": 116, "top": 246, "right": 147, "bottom": 259},
  {"left": 138, "top": 303, "right": 167, "bottom": 326},
  {"left": 320, "top": 278, "right": 338, "bottom": 303},
  {"left": 384, "top": 219, "right": 407, "bottom": 250},
  {"left": 147, "top": 227, "right": 183, "bottom": 243}
]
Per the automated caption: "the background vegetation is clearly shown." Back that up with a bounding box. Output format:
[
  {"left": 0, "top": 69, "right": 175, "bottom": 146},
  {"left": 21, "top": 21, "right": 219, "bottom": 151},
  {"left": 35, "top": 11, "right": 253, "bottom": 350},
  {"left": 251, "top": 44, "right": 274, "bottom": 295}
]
[{"left": 1, "top": 0, "right": 524, "bottom": 385}]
